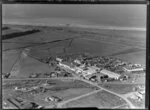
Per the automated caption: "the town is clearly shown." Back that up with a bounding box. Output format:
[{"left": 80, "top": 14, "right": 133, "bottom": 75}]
[{"left": 2, "top": 53, "right": 145, "bottom": 109}]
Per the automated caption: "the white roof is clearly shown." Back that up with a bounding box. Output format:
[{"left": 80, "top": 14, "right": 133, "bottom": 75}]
[{"left": 101, "top": 69, "right": 120, "bottom": 78}]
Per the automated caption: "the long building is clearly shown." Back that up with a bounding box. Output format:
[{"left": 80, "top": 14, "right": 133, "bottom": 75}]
[
  {"left": 100, "top": 69, "right": 121, "bottom": 79},
  {"left": 123, "top": 67, "right": 145, "bottom": 73}
]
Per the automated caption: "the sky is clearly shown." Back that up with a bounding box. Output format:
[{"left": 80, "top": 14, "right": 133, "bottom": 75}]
[{"left": 2, "top": 4, "right": 147, "bottom": 28}]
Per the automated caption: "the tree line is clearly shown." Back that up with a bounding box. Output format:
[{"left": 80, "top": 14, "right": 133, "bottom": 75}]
[{"left": 2, "top": 29, "right": 40, "bottom": 40}]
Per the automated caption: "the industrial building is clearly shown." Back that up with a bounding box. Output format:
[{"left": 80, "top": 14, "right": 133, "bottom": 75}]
[
  {"left": 100, "top": 69, "right": 121, "bottom": 79},
  {"left": 123, "top": 66, "right": 145, "bottom": 73}
]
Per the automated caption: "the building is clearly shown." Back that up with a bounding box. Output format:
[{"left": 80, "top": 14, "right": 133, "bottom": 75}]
[
  {"left": 123, "top": 67, "right": 145, "bottom": 73},
  {"left": 59, "top": 61, "right": 100, "bottom": 79},
  {"left": 56, "top": 57, "right": 63, "bottom": 62},
  {"left": 59, "top": 62, "right": 70, "bottom": 69},
  {"left": 59, "top": 61, "right": 75, "bottom": 71},
  {"left": 74, "top": 59, "right": 81, "bottom": 65},
  {"left": 100, "top": 69, "right": 121, "bottom": 79},
  {"left": 123, "top": 64, "right": 145, "bottom": 73},
  {"left": 45, "top": 96, "right": 62, "bottom": 102},
  {"left": 83, "top": 66, "right": 100, "bottom": 76},
  {"left": 135, "top": 92, "right": 143, "bottom": 100}
]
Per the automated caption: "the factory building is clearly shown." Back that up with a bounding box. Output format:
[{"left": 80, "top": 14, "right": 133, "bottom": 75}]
[
  {"left": 100, "top": 69, "right": 121, "bottom": 79},
  {"left": 123, "top": 67, "right": 145, "bottom": 73}
]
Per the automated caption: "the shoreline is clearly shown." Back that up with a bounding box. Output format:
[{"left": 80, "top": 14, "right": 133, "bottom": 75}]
[{"left": 3, "top": 22, "right": 146, "bottom": 32}]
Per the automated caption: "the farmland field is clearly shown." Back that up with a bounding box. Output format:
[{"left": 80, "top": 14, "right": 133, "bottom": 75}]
[
  {"left": 2, "top": 24, "right": 146, "bottom": 109},
  {"left": 2, "top": 24, "right": 146, "bottom": 65},
  {"left": 99, "top": 83, "right": 144, "bottom": 94},
  {"left": 62, "top": 90, "right": 126, "bottom": 108},
  {"left": 2, "top": 50, "right": 21, "bottom": 73},
  {"left": 10, "top": 54, "right": 54, "bottom": 78},
  {"left": 3, "top": 79, "right": 98, "bottom": 107}
]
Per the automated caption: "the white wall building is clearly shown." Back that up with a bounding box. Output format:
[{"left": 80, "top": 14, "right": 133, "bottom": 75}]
[
  {"left": 100, "top": 69, "right": 121, "bottom": 79},
  {"left": 123, "top": 67, "right": 145, "bottom": 73},
  {"left": 56, "top": 57, "right": 63, "bottom": 62},
  {"left": 74, "top": 59, "right": 81, "bottom": 65}
]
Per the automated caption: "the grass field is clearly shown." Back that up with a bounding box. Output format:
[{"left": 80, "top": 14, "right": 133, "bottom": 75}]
[
  {"left": 63, "top": 90, "right": 126, "bottom": 108},
  {"left": 3, "top": 79, "right": 97, "bottom": 107},
  {"left": 2, "top": 24, "right": 146, "bottom": 65},
  {"left": 99, "top": 83, "right": 142, "bottom": 94},
  {"left": 2, "top": 24, "right": 146, "bottom": 109},
  {"left": 10, "top": 54, "right": 54, "bottom": 78},
  {"left": 2, "top": 50, "right": 21, "bottom": 73},
  {"left": 2, "top": 28, "right": 21, "bottom": 35},
  {"left": 115, "top": 51, "right": 146, "bottom": 65},
  {"left": 34, "top": 88, "right": 94, "bottom": 107},
  {"left": 127, "top": 96, "right": 145, "bottom": 108},
  {"left": 2, "top": 42, "right": 35, "bottom": 51}
]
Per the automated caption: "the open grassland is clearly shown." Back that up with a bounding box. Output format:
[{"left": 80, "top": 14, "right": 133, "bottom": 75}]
[
  {"left": 116, "top": 104, "right": 129, "bottom": 109},
  {"left": 2, "top": 42, "right": 35, "bottom": 51},
  {"left": 2, "top": 24, "right": 146, "bottom": 65},
  {"left": 2, "top": 24, "right": 146, "bottom": 87},
  {"left": 127, "top": 96, "right": 145, "bottom": 108},
  {"left": 99, "top": 83, "right": 143, "bottom": 94},
  {"left": 10, "top": 54, "right": 54, "bottom": 78},
  {"left": 27, "top": 40, "right": 71, "bottom": 59},
  {"left": 34, "top": 88, "right": 94, "bottom": 107},
  {"left": 99, "top": 73, "right": 145, "bottom": 94},
  {"left": 3, "top": 79, "right": 97, "bottom": 107},
  {"left": 2, "top": 25, "right": 77, "bottom": 43},
  {"left": 62, "top": 90, "right": 126, "bottom": 108},
  {"left": 115, "top": 51, "right": 146, "bottom": 65},
  {"left": 2, "top": 50, "right": 21, "bottom": 73},
  {"left": 2, "top": 28, "right": 21, "bottom": 35}
]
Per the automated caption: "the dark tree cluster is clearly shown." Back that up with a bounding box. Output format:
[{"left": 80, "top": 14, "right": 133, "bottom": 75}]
[
  {"left": 2, "top": 29, "right": 40, "bottom": 40},
  {"left": 2, "top": 27, "right": 10, "bottom": 30}
]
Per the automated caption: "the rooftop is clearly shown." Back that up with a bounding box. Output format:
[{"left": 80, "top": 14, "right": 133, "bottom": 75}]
[{"left": 101, "top": 69, "right": 121, "bottom": 78}]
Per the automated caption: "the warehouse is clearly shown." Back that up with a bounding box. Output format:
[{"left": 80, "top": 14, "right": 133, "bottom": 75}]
[{"left": 100, "top": 69, "right": 121, "bottom": 79}]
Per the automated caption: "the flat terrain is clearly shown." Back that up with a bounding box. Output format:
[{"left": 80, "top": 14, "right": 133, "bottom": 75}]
[
  {"left": 3, "top": 79, "right": 98, "bottom": 107},
  {"left": 10, "top": 54, "right": 54, "bottom": 78},
  {"left": 2, "top": 50, "right": 21, "bottom": 73},
  {"left": 2, "top": 24, "right": 146, "bottom": 65},
  {"left": 2, "top": 24, "right": 146, "bottom": 109},
  {"left": 62, "top": 90, "right": 126, "bottom": 108},
  {"left": 99, "top": 83, "right": 144, "bottom": 94}
]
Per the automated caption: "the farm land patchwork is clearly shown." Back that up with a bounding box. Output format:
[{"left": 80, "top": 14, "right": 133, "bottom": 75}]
[{"left": 2, "top": 24, "right": 146, "bottom": 109}]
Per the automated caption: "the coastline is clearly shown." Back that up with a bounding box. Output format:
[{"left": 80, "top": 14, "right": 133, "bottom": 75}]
[{"left": 3, "top": 22, "right": 146, "bottom": 32}]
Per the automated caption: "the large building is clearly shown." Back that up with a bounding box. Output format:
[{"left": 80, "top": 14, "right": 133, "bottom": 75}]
[
  {"left": 123, "top": 66, "right": 145, "bottom": 73},
  {"left": 100, "top": 69, "right": 121, "bottom": 79},
  {"left": 59, "top": 62, "right": 75, "bottom": 71},
  {"left": 59, "top": 61, "right": 100, "bottom": 78}
]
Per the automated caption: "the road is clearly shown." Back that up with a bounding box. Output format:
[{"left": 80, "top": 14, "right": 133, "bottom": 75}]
[
  {"left": 3, "top": 65, "right": 137, "bottom": 109},
  {"left": 81, "top": 77, "right": 136, "bottom": 109},
  {"left": 59, "top": 67, "right": 137, "bottom": 109},
  {"left": 2, "top": 77, "right": 79, "bottom": 81},
  {"left": 98, "top": 81, "right": 145, "bottom": 85}
]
